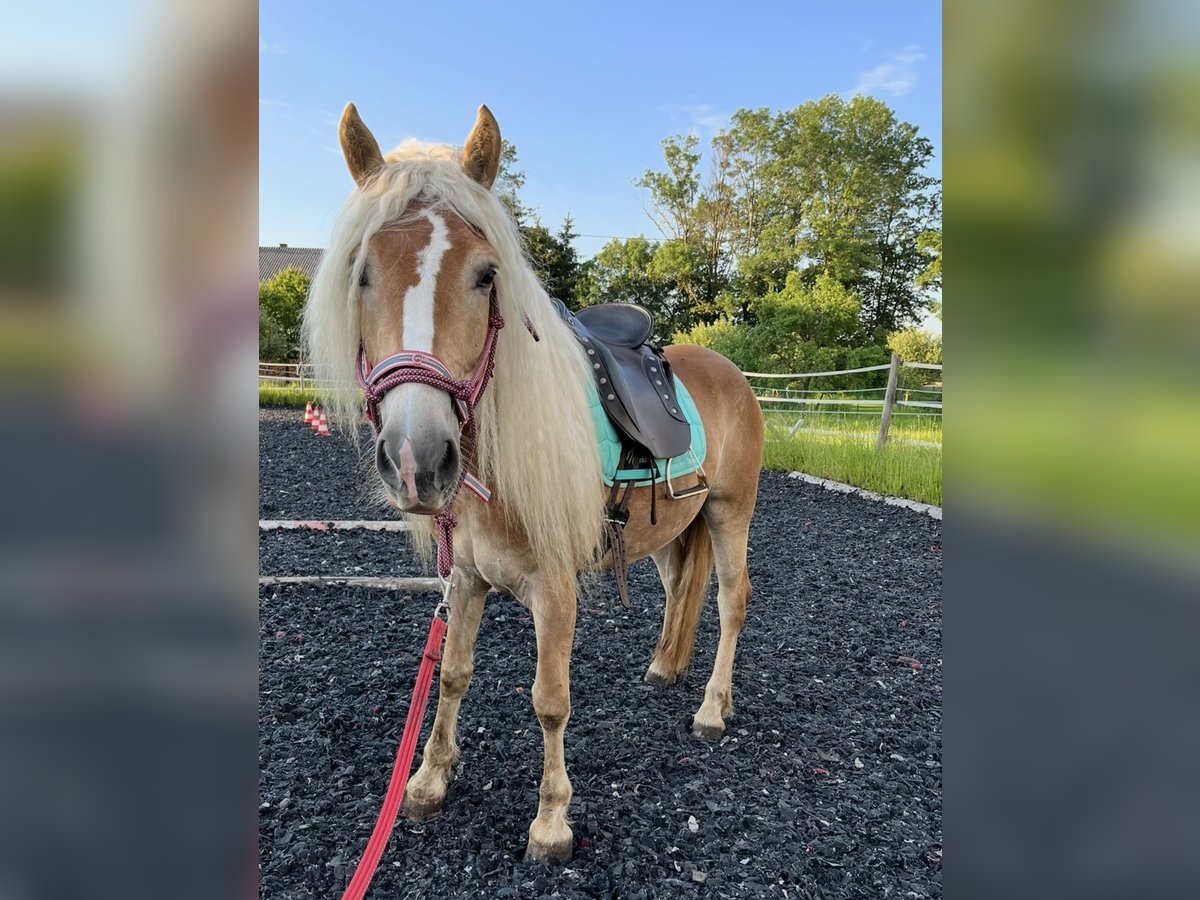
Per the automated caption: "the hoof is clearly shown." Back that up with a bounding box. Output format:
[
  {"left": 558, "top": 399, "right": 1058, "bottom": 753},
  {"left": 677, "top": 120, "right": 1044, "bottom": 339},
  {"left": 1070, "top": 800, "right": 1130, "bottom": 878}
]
[
  {"left": 644, "top": 667, "right": 679, "bottom": 686},
  {"left": 691, "top": 719, "right": 725, "bottom": 742},
  {"left": 400, "top": 794, "right": 444, "bottom": 821},
  {"left": 525, "top": 838, "right": 573, "bottom": 864}
]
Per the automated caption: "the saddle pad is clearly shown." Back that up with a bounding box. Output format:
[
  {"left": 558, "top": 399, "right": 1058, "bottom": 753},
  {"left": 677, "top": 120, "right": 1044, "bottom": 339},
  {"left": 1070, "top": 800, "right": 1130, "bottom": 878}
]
[{"left": 587, "top": 373, "right": 707, "bottom": 487}]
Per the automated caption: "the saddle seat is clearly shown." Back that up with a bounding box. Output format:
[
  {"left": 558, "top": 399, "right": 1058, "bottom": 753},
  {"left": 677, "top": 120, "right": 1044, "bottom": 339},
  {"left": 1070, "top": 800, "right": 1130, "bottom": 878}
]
[
  {"left": 574, "top": 302, "right": 653, "bottom": 347},
  {"left": 552, "top": 299, "right": 692, "bottom": 461}
]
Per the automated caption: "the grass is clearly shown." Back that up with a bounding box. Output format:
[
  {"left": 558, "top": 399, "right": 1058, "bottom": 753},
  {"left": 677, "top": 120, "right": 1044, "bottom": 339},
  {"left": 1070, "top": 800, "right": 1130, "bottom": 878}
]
[
  {"left": 259, "top": 383, "right": 326, "bottom": 407},
  {"left": 761, "top": 407, "right": 942, "bottom": 444},
  {"left": 956, "top": 364, "right": 1198, "bottom": 549},
  {"left": 761, "top": 409, "right": 942, "bottom": 506}
]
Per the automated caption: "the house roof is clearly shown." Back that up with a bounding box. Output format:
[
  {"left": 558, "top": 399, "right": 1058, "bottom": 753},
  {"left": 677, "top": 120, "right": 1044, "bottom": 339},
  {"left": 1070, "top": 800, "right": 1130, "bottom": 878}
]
[{"left": 259, "top": 245, "right": 324, "bottom": 281}]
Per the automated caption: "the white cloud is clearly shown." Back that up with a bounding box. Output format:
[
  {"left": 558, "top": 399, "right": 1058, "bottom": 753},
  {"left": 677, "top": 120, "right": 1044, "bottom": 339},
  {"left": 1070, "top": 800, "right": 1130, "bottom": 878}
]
[
  {"left": 684, "top": 104, "right": 730, "bottom": 135},
  {"left": 852, "top": 45, "right": 925, "bottom": 98},
  {"left": 686, "top": 105, "right": 729, "bottom": 135},
  {"left": 660, "top": 103, "right": 731, "bottom": 139},
  {"left": 259, "top": 38, "right": 283, "bottom": 55}
]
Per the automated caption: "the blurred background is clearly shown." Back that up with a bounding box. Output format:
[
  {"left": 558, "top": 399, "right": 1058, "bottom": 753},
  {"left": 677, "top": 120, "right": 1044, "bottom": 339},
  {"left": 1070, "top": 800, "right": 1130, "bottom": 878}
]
[
  {"left": 1, "top": 0, "right": 1197, "bottom": 897},
  {"left": 0, "top": 1, "right": 256, "bottom": 898},
  {"left": 948, "top": 0, "right": 1200, "bottom": 898},
  {"left": 950, "top": 0, "right": 1200, "bottom": 552}
]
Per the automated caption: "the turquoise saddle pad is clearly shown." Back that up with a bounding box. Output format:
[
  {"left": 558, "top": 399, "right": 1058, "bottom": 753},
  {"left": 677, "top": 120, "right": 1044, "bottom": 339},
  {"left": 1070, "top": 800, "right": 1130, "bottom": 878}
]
[{"left": 586, "top": 374, "right": 707, "bottom": 486}]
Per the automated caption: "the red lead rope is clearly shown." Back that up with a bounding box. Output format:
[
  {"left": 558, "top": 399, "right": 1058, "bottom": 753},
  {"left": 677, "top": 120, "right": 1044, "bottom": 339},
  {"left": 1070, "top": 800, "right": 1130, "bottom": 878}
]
[{"left": 341, "top": 612, "right": 448, "bottom": 900}]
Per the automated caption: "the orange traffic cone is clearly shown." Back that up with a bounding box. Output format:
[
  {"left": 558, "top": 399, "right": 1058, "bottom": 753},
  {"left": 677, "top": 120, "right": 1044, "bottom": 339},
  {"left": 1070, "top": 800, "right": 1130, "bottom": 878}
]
[
  {"left": 304, "top": 401, "right": 314, "bottom": 425},
  {"left": 317, "top": 408, "right": 331, "bottom": 437},
  {"left": 310, "top": 406, "right": 321, "bottom": 432}
]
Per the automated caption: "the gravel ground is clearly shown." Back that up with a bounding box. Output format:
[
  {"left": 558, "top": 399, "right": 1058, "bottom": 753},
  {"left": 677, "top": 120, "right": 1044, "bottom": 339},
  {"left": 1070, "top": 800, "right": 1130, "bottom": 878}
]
[{"left": 260, "top": 408, "right": 942, "bottom": 898}]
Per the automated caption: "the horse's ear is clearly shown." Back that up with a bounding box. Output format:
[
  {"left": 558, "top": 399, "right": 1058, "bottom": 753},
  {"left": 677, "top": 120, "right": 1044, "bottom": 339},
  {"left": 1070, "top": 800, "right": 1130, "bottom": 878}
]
[
  {"left": 462, "top": 105, "right": 501, "bottom": 190},
  {"left": 339, "top": 103, "right": 385, "bottom": 186}
]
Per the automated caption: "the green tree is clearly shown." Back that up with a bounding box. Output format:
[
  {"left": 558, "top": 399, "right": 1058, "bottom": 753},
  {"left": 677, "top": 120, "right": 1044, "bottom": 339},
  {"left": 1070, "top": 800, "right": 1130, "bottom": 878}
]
[
  {"left": 916, "top": 230, "right": 942, "bottom": 291},
  {"left": 745, "top": 272, "right": 874, "bottom": 377},
  {"left": 673, "top": 272, "right": 890, "bottom": 389},
  {"left": 672, "top": 317, "right": 763, "bottom": 371},
  {"left": 723, "top": 95, "right": 940, "bottom": 338},
  {"left": 637, "top": 134, "right": 735, "bottom": 322},
  {"left": 887, "top": 326, "right": 942, "bottom": 389},
  {"left": 633, "top": 96, "right": 940, "bottom": 342},
  {"left": 752, "top": 272, "right": 863, "bottom": 351},
  {"left": 916, "top": 230, "right": 942, "bottom": 320},
  {"left": 522, "top": 215, "right": 582, "bottom": 305},
  {"left": 258, "top": 308, "right": 290, "bottom": 362},
  {"left": 578, "top": 237, "right": 688, "bottom": 337},
  {"left": 495, "top": 139, "right": 529, "bottom": 224},
  {"left": 258, "top": 266, "right": 310, "bottom": 360}
]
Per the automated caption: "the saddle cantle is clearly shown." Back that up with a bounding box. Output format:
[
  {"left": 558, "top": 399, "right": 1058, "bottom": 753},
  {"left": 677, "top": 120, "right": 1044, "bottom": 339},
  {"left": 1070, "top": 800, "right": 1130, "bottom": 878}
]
[{"left": 552, "top": 299, "right": 691, "bottom": 461}]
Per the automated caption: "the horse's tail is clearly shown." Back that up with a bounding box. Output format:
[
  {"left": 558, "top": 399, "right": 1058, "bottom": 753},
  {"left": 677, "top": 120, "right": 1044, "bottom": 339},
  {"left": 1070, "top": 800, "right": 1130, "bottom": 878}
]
[{"left": 658, "top": 515, "right": 715, "bottom": 674}]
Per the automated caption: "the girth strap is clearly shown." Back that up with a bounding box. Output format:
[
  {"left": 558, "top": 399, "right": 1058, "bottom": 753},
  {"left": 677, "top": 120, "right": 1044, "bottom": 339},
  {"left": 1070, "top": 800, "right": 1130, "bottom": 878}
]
[{"left": 603, "top": 479, "right": 634, "bottom": 610}]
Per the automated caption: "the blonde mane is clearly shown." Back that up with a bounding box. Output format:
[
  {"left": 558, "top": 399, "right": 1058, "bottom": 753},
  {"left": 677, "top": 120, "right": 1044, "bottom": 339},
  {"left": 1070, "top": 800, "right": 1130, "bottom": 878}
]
[{"left": 303, "top": 140, "right": 605, "bottom": 576}]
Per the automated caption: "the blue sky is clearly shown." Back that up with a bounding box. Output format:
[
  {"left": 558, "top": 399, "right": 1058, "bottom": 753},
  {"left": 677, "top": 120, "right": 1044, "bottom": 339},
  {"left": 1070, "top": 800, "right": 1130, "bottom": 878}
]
[{"left": 260, "top": 0, "right": 941, "bottom": 261}]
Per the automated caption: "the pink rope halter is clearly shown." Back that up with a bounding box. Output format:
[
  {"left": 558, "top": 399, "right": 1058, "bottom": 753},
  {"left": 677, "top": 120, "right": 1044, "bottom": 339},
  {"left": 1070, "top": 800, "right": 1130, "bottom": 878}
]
[{"left": 357, "top": 286, "right": 504, "bottom": 579}]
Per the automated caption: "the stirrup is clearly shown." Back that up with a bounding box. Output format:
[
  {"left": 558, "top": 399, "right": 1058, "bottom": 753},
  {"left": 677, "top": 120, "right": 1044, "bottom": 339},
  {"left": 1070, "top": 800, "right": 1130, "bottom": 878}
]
[{"left": 665, "top": 451, "right": 709, "bottom": 500}]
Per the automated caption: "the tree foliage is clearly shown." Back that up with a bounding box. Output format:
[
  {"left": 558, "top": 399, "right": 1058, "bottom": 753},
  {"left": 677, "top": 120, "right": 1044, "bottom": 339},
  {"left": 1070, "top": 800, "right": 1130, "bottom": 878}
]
[
  {"left": 887, "top": 326, "right": 942, "bottom": 389},
  {"left": 259, "top": 308, "right": 290, "bottom": 362},
  {"left": 258, "top": 267, "right": 310, "bottom": 360},
  {"left": 671, "top": 318, "right": 758, "bottom": 370},
  {"left": 444, "top": 96, "right": 941, "bottom": 376},
  {"left": 636, "top": 135, "right": 736, "bottom": 320},
  {"left": 916, "top": 230, "right": 942, "bottom": 320},
  {"left": 674, "top": 273, "right": 890, "bottom": 386},
  {"left": 494, "top": 139, "right": 529, "bottom": 225},
  {"left": 522, "top": 215, "right": 582, "bottom": 306},
  {"left": 577, "top": 237, "right": 685, "bottom": 336},
  {"left": 637, "top": 95, "right": 940, "bottom": 341}
]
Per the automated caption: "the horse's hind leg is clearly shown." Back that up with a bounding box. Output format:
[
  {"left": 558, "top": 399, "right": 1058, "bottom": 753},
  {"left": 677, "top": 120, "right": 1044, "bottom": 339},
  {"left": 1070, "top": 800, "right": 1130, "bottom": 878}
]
[
  {"left": 690, "top": 497, "right": 753, "bottom": 740},
  {"left": 402, "top": 570, "right": 488, "bottom": 819}
]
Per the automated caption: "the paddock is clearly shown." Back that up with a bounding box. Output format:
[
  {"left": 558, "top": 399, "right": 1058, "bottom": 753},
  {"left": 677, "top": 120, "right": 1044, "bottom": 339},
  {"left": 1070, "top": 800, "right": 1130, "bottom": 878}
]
[{"left": 259, "top": 408, "right": 942, "bottom": 898}]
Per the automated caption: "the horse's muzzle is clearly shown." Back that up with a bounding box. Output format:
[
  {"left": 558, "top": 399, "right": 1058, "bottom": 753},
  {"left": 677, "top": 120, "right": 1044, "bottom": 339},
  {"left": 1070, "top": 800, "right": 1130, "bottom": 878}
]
[{"left": 375, "top": 430, "right": 461, "bottom": 514}]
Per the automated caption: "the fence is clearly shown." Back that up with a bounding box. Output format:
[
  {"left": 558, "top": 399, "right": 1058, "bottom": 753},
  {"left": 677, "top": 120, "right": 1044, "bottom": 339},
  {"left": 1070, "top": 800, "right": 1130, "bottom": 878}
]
[
  {"left": 258, "top": 362, "right": 315, "bottom": 389},
  {"left": 261, "top": 355, "right": 942, "bottom": 448},
  {"left": 746, "top": 354, "right": 942, "bottom": 449}
]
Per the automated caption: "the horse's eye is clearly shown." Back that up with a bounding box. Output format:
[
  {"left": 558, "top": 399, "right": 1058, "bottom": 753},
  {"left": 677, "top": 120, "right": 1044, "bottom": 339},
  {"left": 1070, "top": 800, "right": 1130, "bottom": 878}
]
[
  {"left": 359, "top": 270, "right": 369, "bottom": 289},
  {"left": 477, "top": 266, "right": 497, "bottom": 290}
]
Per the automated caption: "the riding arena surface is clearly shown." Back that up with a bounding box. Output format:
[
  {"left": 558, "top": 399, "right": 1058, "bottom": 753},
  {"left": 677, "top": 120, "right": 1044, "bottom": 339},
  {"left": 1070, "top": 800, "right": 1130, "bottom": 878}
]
[{"left": 259, "top": 408, "right": 942, "bottom": 898}]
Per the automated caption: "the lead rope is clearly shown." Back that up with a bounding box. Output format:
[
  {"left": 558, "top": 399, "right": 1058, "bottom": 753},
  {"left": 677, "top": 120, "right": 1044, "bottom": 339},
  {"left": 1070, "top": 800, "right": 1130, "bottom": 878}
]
[
  {"left": 342, "top": 296, "right": 507, "bottom": 899},
  {"left": 340, "top": 592, "right": 449, "bottom": 900}
]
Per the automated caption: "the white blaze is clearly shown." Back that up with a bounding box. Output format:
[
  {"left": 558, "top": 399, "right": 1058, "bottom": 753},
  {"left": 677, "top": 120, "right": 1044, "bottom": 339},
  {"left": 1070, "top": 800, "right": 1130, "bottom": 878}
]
[
  {"left": 400, "top": 210, "right": 450, "bottom": 351},
  {"left": 378, "top": 209, "right": 457, "bottom": 448}
]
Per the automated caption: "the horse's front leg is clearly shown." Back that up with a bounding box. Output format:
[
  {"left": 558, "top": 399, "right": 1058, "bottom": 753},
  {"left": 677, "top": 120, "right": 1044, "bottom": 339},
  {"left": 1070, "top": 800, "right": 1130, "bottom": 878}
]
[
  {"left": 524, "top": 576, "right": 577, "bottom": 863},
  {"left": 402, "top": 570, "right": 488, "bottom": 819}
]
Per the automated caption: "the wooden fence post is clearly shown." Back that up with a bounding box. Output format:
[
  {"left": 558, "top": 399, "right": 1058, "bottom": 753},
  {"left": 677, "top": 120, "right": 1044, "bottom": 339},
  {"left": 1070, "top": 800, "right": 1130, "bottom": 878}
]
[{"left": 876, "top": 353, "right": 901, "bottom": 450}]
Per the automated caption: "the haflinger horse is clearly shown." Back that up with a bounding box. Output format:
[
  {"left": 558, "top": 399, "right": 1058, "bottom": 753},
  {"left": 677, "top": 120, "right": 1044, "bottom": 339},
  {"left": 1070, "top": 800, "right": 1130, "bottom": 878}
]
[{"left": 303, "top": 103, "right": 764, "bottom": 863}]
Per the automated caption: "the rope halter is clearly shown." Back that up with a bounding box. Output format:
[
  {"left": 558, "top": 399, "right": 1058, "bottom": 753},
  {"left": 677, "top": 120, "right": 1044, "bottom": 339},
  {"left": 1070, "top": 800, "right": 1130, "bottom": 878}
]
[{"left": 356, "top": 286, "right": 504, "bottom": 579}]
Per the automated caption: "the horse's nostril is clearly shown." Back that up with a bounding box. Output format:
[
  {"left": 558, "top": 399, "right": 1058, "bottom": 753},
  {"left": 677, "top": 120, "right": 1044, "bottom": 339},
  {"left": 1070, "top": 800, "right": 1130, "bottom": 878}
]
[
  {"left": 436, "top": 439, "right": 460, "bottom": 489},
  {"left": 376, "top": 439, "right": 393, "bottom": 474}
]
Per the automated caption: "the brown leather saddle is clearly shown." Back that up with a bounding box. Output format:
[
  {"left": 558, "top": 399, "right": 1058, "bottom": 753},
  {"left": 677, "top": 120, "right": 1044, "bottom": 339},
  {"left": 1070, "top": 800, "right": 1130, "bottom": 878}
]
[
  {"left": 551, "top": 299, "right": 691, "bottom": 460},
  {"left": 552, "top": 299, "right": 708, "bottom": 609}
]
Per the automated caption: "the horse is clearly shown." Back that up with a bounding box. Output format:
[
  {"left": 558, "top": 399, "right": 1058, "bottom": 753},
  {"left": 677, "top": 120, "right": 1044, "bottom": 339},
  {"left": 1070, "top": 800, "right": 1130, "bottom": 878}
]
[{"left": 303, "top": 103, "right": 764, "bottom": 863}]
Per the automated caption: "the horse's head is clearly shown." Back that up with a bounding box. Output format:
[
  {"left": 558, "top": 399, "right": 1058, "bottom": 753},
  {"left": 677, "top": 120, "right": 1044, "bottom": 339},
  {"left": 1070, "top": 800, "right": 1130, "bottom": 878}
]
[{"left": 340, "top": 104, "right": 503, "bottom": 514}]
